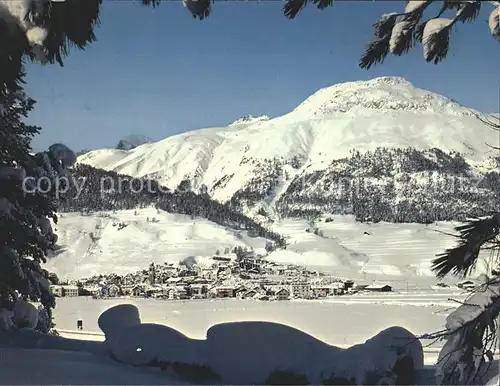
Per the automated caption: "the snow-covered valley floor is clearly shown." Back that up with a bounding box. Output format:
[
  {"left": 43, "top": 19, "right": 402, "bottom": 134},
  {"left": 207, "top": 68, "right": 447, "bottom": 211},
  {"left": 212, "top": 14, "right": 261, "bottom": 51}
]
[
  {"left": 46, "top": 208, "right": 491, "bottom": 284},
  {"left": 52, "top": 289, "right": 469, "bottom": 364},
  {"left": 33, "top": 208, "right": 498, "bottom": 383},
  {"left": 0, "top": 347, "right": 189, "bottom": 385}
]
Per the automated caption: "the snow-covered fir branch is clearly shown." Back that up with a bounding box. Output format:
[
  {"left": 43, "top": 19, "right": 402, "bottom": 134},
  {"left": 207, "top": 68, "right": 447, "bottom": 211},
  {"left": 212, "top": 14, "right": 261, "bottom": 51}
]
[{"left": 433, "top": 275, "right": 500, "bottom": 384}]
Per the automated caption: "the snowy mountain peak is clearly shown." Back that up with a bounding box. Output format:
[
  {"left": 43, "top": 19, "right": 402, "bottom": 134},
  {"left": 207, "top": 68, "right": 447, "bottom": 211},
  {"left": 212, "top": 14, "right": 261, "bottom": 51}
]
[
  {"left": 78, "top": 76, "right": 498, "bottom": 210},
  {"left": 116, "top": 135, "right": 153, "bottom": 151},
  {"left": 291, "top": 76, "right": 473, "bottom": 119},
  {"left": 229, "top": 114, "right": 270, "bottom": 126}
]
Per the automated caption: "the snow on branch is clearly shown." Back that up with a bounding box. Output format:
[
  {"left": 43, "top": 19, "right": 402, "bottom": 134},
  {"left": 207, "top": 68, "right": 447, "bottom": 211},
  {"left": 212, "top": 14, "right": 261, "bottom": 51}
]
[
  {"left": 490, "top": 5, "right": 500, "bottom": 40},
  {"left": 142, "top": 0, "right": 212, "bottom": 20},
  {"left": 360, "top": 0, "right": 497, "bottom": 68},
  {"left": 421, "top": 276, "right": 500, "bottom": 385},
  {"left": 0, "top": 0, "right": 48, "bottom": 45},
  {"left": 422, "top": 18, "right": 453, "bottom": 63},
  {"left": 0, "top": 0, "right": 102, "bottom": 72},
  {"left": 431, "top": 214, "right": 500, "bottom": 279}
]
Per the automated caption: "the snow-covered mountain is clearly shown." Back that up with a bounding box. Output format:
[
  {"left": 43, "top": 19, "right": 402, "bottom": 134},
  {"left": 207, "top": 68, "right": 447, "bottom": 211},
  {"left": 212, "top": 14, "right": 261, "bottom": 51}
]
[
  {"left": 78, "top": 77, "right": 499, "bottom": 220},
  {"left": 229, "top": 114, "right": 270, "bottom": 126},
  {"left": 116, "top": 134, "right": 153, "bottom": 151}
]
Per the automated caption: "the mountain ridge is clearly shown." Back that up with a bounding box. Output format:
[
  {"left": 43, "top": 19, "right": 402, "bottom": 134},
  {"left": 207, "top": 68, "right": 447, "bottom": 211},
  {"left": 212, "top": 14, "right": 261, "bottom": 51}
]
[{"left": 77, "top": 77, "right": 498, "bottom": 222}]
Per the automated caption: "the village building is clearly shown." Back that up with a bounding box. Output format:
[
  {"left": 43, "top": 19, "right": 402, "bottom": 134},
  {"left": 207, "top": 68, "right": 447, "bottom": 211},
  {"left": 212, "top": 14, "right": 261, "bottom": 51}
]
[
  {"left": 130, "top": 284, "right": 146, "bottom": 297},
  {"left": 214, "top": 286, "right": 236, "bottom": 298},
  {"left": 121, "top": 284, "right": 135, "bottom": 295},
  {"left": 289, "top": 283, "right": 312, "bottom": 299},
  {"left": 275, "top": 288, "right": 290, "bottom": 300},
  {"left": 193, "top": 277, "right": 210, "bottom": 285},
  {"left": 145, "top": 285, "right": 165, "bottom": 298},
  {"left": 216, "top": 266, "right": 231, "bottom": 278},
  {"left": 365, "top": 283, "right": 393, "bottom": 292},
  {"left": 239, "top": 256, "right": 261, "bottom": 271},
  {"left": 343, "top": 280, "right": 355, "bottom": 291},
  {"left": 284, "top": 268, "right": 297, "bottom": 276},
  {"left": 268, "top": 265, "right": 287, "bottom": 275},
  {"left": 311, "top": 282, "right": 344, "bottom": 297},
  {"left": 166, "top": 277, "right": 184, "bottom": 285},
  {"left": 59, "top": 285, "right": 79, "bottom": 297},
  {"left": 167, "top": 286, "right": 189, "bottom": 300},
  {"left": 353, "top": 284, "right": 369, "bottom": 292},
  {"left": 311, "top": 286, "right": 328, "bottom": 298},
  {"left": 213, "top": 256, "right": 232, "bottom": 263},
  {"left": 242, "top": 289, "right": 258, "bottom": 299},
  {"left": 50, "top": 285, "right": 63, "bottom": 297},
  {"left": 81, "top": 286, "right": 101, "bottom": 297},
  {"left": 189, "top": 284, "right": 208, "bottom": 298},
  {"left": 199, "top": 268, "right": 216, "bottom": 280},
  {"left": 235, "top": 286, "right": 249, "bottom": 298}
]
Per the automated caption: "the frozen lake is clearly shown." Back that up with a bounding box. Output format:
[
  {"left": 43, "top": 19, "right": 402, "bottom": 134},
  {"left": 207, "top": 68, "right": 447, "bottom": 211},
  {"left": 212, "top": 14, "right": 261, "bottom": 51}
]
[{"left": 53, "top": 291, "right": 461, "bottom": 347}]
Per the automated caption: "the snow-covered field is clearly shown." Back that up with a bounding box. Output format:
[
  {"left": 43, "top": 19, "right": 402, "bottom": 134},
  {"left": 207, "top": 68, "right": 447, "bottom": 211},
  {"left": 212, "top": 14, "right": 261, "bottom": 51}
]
[
  {"left": 53, "top": 289, "right": 468, "bottom": 361},
  {"left": 5, "top": 290, "right": 470, "bottom": 384},
  {"left": 0, "top": 347, "right": 189, "bottom": 385},
  {"left": 270, "top": 215, "right": 494, "bottom": 283},
  {"left": 47, "top": 208, "right": 490, "bottom": 284},
  {"left": 47, "top": 208, "right": 268, "bottom": 280}
]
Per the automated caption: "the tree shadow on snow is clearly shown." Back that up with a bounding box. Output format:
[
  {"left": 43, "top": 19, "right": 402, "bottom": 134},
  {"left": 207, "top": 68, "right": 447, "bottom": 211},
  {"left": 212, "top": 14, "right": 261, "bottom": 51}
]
[{"left": 98, "top": 304, "right": 424, "bottom": 385}]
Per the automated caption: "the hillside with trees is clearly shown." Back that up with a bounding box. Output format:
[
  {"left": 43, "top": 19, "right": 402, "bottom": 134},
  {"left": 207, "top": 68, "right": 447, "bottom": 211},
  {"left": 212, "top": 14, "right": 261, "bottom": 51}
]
[
  {"left": 60, "top": 164, "right": 287, "bottom": 248},
  {"left": 275, "top": 147, "right": 500, "bottom": 223}
]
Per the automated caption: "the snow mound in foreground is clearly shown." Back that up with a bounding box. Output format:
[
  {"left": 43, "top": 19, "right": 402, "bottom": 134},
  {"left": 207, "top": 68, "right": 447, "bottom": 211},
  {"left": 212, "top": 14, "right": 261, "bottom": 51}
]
[
  {"left": 13, "top": 300, "right": 38, "bottom": 329},
  {"left": 99, "top": 304, "right": 424, "bottom": 385},
  {"left": 0, "top": 347, "right": 186, "bottom": 385}
]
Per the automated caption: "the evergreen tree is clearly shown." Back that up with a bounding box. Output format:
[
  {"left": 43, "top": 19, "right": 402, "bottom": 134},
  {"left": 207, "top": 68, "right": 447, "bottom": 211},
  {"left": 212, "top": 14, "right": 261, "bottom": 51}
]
[
  {"left": 0, "top": 0, "right": 86, "bottom": 322},
  {"left": 0, "top": 84, "right": 76, "bottom": 317},
  {"left": 427, "top": 213, "right": 500, "bottom": 385}
]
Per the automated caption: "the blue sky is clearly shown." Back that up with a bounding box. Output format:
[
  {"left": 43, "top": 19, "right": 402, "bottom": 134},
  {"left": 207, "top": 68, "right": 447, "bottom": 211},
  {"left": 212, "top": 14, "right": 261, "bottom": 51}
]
[{"left": 26, "top": 1, "right": 499, "bottom": 152}]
